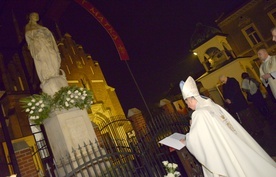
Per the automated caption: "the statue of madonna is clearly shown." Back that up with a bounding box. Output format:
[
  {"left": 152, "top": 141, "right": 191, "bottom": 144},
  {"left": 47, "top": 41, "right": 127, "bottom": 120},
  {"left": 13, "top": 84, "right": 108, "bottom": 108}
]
[
  {"left": 25, "top": 12, "right": 68, "bottom": 96},
  {"left": 25, "top": 12, "right": 61, "bottom": 84}
]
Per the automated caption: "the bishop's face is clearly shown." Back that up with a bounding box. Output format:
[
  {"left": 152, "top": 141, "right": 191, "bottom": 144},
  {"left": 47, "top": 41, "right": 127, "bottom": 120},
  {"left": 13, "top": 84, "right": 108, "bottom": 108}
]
[{"left": 185, "top": 97, "right": 196, "bottom": 110}]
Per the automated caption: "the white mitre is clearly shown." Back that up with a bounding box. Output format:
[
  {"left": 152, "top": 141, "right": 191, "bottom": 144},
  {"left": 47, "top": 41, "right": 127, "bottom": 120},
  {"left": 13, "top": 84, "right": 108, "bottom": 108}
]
[{"left": 179, "top": 76, "right": 200, "bottom": 99}]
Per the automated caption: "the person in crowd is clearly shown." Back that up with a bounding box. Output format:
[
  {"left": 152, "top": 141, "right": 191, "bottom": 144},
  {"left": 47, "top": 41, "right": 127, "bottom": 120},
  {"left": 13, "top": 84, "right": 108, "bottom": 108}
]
[
  {"left": 219, "top": 75, "right": 248, "bottom": 123},
  {"left": 179, "top": 76, "right": 276, "bottom": 177},
  {"left": 219, "top": 75, "right": 260, "bottom": 134},
  {"left": 258, "top": 48, "right": 276, "bottom": 101},
  {"left": 241, "top": 72, "right": 270, "bottom": 119},
  {"left": 25, "top": 12, "right": 61, "bottom": 84}
]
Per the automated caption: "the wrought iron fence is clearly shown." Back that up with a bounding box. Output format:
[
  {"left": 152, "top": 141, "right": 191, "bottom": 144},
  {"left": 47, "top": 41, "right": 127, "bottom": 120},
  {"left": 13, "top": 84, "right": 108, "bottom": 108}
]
[{"left": 45, "top": 112, "right": 202, "bottom": 177}]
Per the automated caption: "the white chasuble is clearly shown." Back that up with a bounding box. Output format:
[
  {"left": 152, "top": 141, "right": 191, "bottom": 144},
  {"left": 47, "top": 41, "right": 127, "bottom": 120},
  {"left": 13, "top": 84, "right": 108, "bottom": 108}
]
[{"left": 185, "top": 100, "right": 276, "bottom": 177}]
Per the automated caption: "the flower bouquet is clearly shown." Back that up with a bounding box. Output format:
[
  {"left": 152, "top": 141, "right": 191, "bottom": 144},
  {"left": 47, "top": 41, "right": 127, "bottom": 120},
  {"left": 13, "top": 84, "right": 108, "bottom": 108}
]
[
  {"left": 52, "top": 85, "right": 93, "bottom": 110},
  {"left": 162, "top": 161, "right": 181, "bottom": 177},
  {"left": 20, "top": 86, "right": 93, "bottom": 124},
  {"left": 20, "top": 93, "right": 53, "bottom": 125}
]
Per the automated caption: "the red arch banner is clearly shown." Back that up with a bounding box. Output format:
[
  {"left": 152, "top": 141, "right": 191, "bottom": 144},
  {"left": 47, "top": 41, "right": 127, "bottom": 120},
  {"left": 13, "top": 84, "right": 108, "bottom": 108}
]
[{"left": 74, "top": 0, "right": 129, "bottom": 60}]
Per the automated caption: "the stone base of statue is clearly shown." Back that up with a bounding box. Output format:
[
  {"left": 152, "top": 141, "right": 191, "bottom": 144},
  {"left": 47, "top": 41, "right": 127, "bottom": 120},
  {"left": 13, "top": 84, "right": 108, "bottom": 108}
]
[{"left": 43, "top": 107, "right": 109, "bottom": 176}]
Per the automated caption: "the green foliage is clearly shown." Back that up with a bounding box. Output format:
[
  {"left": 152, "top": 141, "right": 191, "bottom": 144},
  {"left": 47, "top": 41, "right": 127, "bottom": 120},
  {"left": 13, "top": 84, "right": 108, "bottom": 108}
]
[{"left": 20, "top": 86, "right": 93, "bottom": 125}]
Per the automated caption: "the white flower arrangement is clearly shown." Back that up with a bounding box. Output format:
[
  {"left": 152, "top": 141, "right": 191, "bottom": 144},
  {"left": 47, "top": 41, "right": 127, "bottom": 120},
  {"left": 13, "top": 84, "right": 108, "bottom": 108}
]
[
  {"left": 20, "top": 86, "right": 93, "bottom": 125},
  {"left": 162, "top": 161, "right": 181, "bottom": 177},
  {"left": 20, "top": 93, "right": 53, "bottom": 125},
  {"left": 52, "top": 85, "right": 93, "bottom": 110}
]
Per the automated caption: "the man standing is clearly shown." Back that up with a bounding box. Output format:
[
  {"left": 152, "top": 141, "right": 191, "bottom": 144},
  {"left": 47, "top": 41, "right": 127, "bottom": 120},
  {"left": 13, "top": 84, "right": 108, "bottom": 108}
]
[
  {"left": 219, "top": 75, "right": 261, "bottom": 135},
  {"left": 258, "top": 49, "right": 276, "bottom": 100},
  {"left": 219, "top": 75, "right": 248, "bottom": 123},
  {"left": 241, "top": 72, "right": 270, "bottom": 119}
]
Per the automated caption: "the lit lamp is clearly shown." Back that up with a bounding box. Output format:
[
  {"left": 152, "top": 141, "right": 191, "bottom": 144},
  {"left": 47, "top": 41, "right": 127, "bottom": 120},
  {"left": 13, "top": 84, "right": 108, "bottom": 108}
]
[{"left": 0, "top": 91, "right": 20, "bottom": 176}]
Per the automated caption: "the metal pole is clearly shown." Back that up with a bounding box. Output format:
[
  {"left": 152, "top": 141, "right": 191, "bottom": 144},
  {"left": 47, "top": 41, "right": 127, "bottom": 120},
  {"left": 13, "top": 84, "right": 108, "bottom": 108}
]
[{"left": 124, "top": 60, "right": 153, "bottom": 119}]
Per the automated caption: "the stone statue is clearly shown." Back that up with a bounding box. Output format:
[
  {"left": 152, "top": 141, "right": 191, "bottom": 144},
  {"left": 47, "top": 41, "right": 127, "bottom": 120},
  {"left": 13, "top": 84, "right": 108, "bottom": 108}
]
[
  {"left": 25, "top": 12, "right": 68, "bottom": 96},
  {"left": 25, "top": 12, "right": 61, "bottom": 83}
]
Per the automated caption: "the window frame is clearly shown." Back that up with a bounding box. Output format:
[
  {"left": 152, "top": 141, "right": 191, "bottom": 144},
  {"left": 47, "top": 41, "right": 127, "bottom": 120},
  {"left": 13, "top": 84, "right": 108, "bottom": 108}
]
[
  {"left": 267, "top": 8, "right": 276, "bottom": 26},
  {"left": 241, "top": 24, "right": 262, "bottom": 47}
]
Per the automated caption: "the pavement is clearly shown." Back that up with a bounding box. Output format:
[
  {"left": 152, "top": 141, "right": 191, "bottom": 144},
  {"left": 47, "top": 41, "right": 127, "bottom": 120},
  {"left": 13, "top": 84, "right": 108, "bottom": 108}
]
[{"left": 242, "top": 97, "right": 276, "bottom": 160}]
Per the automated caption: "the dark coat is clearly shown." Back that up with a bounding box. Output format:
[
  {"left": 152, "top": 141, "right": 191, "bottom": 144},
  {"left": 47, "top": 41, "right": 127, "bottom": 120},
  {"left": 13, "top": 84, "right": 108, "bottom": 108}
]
[{"left": 222, "top": 77, "right": 248, "bottom": 113}]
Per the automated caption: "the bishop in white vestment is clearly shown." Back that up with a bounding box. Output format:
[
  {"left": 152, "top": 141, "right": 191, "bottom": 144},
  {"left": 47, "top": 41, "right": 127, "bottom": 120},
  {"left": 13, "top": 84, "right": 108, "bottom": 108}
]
[{"left": 179, "top": 76, "right": 276, "bottom": 177}]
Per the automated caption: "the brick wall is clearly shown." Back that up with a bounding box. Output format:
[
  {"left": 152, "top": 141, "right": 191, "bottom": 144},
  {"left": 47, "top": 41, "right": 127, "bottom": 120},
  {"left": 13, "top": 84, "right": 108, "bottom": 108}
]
[
  {"left": 128, "top": 113, "right": 146, "bottom": 133},
  {"left": 15, "top": 148, "right": 38, "bottom": 177}
]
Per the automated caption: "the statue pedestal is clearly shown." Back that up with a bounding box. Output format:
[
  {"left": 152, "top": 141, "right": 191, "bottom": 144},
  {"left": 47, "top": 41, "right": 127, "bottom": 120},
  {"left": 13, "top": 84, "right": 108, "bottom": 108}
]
[
  {"left": 43, "top": 108, "right": 110, "bottom": 177},
  {"left": 43, "top": 108, "right": 106, "bottom": 176},
  {"left": 44, "top": 108, "right": 97, "bottom": 160}
]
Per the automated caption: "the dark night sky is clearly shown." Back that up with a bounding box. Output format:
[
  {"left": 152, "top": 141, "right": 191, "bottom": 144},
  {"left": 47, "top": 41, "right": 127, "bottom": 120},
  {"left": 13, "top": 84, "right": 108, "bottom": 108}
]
[{"left": 0, "top": 0, "right": 246, "bottom": 114}]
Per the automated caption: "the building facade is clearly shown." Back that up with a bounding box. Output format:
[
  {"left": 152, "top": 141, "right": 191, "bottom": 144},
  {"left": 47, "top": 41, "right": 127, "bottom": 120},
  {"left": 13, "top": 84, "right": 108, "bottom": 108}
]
[
  {"left": 196, "top": 0, "right": 276, "bottom": 104},
  {"left": 216, "top": 0, "right": 276, "bottom": 57},
  {"left": 161, "top": 0, "right": 276, "bottom": 111}
]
